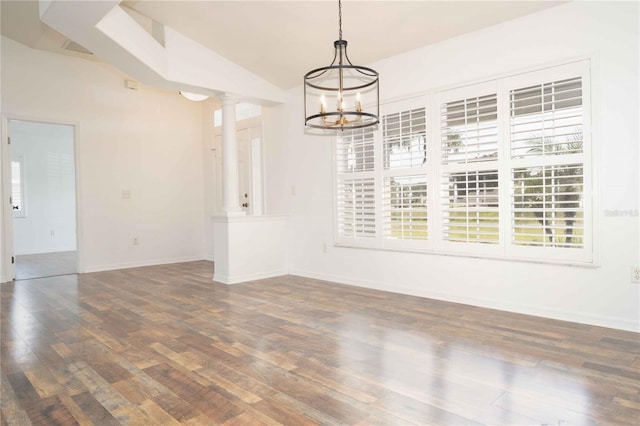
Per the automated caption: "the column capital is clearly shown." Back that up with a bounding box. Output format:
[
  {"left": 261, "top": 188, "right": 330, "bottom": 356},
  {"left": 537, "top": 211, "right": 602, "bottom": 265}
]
[{"left": 217, "top": 93, "right": 242, "bottom": 105}]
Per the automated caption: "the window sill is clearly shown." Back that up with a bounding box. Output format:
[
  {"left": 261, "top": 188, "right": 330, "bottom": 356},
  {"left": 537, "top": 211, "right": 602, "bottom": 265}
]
[{"left": 334, "top": 241, "right": 598, "bottom": 269}]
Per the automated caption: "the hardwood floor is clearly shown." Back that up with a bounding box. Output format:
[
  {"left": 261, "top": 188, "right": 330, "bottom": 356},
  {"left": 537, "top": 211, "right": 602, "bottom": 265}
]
[{"left": 1, "top": 261, "right": 638, "bottom": 425}]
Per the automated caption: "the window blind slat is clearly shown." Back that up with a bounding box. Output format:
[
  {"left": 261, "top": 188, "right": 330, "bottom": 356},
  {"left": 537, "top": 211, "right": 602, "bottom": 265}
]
[
  {"left": 441, "top": 94, "right": 498, "bottom": 165},
  {"left": 383, "top": 108, "right": 427, "bottom": 170},
  {"left": 382, "top": 107, "right": 428, "bottom": 241},
  {"left": 383, "top": 175, "right": 428, "bottom": 240},
  {"left": 510, "top": 75, "right": 584, "bottom": 250},
  {"left": 337, "top": 177, "right": 376, "bottom": 238},
  {"left": 511, "top": 163, "right": 584, "bottom": 248},
  {"left": 441, "top": 169, "right": 499, "bottom": 244},
  {"left": 337, "top": 127, "right": 375, "bottom": 173},
  {"left": 510, "top": 77, "right": 583, "bottom": 159}
]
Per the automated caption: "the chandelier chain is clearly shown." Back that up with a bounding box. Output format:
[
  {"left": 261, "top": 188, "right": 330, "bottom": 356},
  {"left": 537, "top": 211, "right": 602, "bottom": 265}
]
[{"left": 338, "top": 0, "right": 342, "bottom": 40}]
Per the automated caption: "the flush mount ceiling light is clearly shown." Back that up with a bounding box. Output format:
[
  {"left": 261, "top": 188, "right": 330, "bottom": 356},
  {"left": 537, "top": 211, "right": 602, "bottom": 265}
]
[
  {"left": 180, "top": 91, "right": 209, "bottom": 102},
  {"left": 304, "top": 0, "right": 379, "bottom": 130}
]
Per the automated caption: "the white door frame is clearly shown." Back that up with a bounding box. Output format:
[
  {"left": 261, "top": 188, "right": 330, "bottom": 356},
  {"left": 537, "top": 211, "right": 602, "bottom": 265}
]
[{"left": 1, "top": 115, "right": 83, "bottom": 282}]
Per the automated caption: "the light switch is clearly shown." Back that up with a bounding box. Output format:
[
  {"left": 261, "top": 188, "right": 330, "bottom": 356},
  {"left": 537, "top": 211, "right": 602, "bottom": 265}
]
[{"left": 122, "top": 190, "right": 131, "bottom": 199}]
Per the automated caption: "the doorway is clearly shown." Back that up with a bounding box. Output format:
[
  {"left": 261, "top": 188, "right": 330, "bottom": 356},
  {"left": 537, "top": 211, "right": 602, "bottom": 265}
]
[
  {"left": 9, "top": 119, "right": 78, "bottom": 280},
  {"left": 212, "top": 120, "right": 263, "bottom": 215}
]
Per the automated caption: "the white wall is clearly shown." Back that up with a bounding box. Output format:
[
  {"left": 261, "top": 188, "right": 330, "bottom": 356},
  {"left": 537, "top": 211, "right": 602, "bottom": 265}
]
[
  {"left": 11, "top": 120, "right": 76, "bottom": 255},
  {"left": 213, "top": 214, "right": 288, "bottom": 284},
  {"left": 281, "top": 2, "right": 640, "bottom": 331},
  {"left": 1, "top": 36, "right": 207, "bottom": 273}
]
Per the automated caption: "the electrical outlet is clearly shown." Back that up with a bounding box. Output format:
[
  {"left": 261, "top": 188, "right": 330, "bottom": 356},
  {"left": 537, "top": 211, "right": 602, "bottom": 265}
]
[
  {"left": 322, "top": 242, "right": 327, "bottom": 253},
  {"left": 133, "top": 237, "right": 139, "bottom": 246},
  {"left": 632, "top": 267, "right": 640, "bottom": 283}
]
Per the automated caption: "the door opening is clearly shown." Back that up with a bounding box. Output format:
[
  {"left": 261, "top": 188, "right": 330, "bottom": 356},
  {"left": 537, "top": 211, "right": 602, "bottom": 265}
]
[
  {"left": 9, "top": 119, "right": 78, "bottom": 280},
  {"left": 212, "top": 121, "right": 263, "bottom": 216}
]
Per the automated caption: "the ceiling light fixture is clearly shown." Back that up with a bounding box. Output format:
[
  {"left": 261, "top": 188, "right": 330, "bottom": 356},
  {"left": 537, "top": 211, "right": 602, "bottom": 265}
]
[
  {"left": 304, "top": 0, "right": 379, "bottom": 130},
  {"left": 180, "top": 91, "right": 209, "bottom": 102}
]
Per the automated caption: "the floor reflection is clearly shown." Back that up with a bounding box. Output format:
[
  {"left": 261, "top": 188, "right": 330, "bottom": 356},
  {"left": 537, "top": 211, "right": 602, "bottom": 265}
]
[
  {"left": 337, "top": 310, "right": 599, "bottom": 424},
  {"left": 1, "top": 264, "right": 637, "bottom": 425}
]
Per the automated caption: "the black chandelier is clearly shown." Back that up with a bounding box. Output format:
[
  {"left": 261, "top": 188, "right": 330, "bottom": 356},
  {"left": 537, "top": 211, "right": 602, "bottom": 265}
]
[{"left": 304, "top": 0, "right": 379, "bottom": 130}]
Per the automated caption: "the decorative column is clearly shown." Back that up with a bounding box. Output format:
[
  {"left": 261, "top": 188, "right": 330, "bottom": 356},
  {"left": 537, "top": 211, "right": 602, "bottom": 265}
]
[{"left": 220, "top": 93, "right": 244, "bottom": 215}]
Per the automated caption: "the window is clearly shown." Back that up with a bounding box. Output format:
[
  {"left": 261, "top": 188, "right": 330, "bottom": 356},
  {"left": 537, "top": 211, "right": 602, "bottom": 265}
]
[
  {"left": 509, "top": 77, "right": 585, "bottom": 251},
  {"left": 336, "top": 127, "right": 376, "bottom": 240},
  {"left": 440, "top": 93, "right": 499, "bottom": 246},
  {"left": 11, "top": 158, "right": 25, "bottom": 218},
  {"left": 383, "top": 107, "right": 428, "bottom": 243},
  {"left": 334, "top": 60, "right": 592, "bottom": 264}
]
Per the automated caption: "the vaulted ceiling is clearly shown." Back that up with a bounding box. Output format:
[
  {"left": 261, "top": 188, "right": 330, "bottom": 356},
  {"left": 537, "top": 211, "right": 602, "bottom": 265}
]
[{"left": 1, "top": 1, "right": 566, "bottom": 98}]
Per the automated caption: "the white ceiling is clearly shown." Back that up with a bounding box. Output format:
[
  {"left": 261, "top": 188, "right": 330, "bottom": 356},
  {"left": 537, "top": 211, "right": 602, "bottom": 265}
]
[{"left": 2, "top": 1, "right": 567, "bottom": 90}]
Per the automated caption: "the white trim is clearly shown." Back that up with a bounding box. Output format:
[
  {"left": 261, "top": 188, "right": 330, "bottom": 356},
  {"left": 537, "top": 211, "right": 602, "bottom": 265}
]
[
  {"left": 211, "top": 213, "right": 288, "bottom": 224},
  {"left": 14, "top": 248, "right": 76, "bottom": 256},
  {"left": 0, "top": 117, "right": 12, "bottom": 282},
  {"left": 213, "top": 268, "right": 288, "bottom": 285},
  {"left": 333, "top": 242, "right": 598, "bottom": 268},
  {"left": 288, "top": 268, "right": 638, "bottom": 332},
  {"left": 82, "top": 256, "right": 208, "bottom": 274},
  {"left": 587, "top": 53, "right": 602, "bottom": 268},
  {"left": 72, "top": 123, "right": 85, "bottom": 274},
  {"left": 1, "top": 115, "right": 84, "bottom": 278}
]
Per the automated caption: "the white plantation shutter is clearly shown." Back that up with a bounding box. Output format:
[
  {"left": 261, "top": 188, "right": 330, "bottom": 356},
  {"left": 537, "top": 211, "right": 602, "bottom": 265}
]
[
  {"left": 337, "top": 178, "right": 376, "bottom": 238},
  {"left": 440, "top": 92, "right": 500, "bottom": 246},
  {"left": 512, "top": 164, "right": 584, "bottom": 248},
  {"left": 383, "top": 109, "right": 427, "bottom": 169},
  {"left": 441, "top": 94, "right": 498, "bottom": 165},
  {"left": 509, "top": 75, "right": 585, "bottom": 250},
  {"left": 337, "top": 128, "right": 376, "bottom": 238},
  {"left": 334, "top": 60, "right": 591, "bottom": 264},
  {"left": 382, "top": 107, "right": 428, "bottom": 242},
  {"left": 510, "top": 77, "right": 583, "bottom": 158},
  {"left": 383, "top": 175, "right": 427, "bottom": 240},
  {"left": 337, "top": 127, "right": 375, "bottom": 173},
  {"left": 441, "top": 170, "right": 499, "bottom": 244}
]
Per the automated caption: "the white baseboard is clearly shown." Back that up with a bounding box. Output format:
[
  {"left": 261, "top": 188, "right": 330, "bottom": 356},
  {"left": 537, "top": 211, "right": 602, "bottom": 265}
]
[
  {"left": 213, "top": 269, "right": 288, "bottom": 285},
  {"left": 289, "top": 268, "right": 639, "bottom": 333},
  {"left": 15, "top": 247, "right": 77, "bottom": 256},
  {"left": 82, "top": 256, "right": 207, "bottom": 274}
]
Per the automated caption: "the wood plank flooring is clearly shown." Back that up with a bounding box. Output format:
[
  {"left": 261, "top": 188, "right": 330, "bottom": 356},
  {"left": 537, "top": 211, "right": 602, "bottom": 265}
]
[{"left": 1, "top": 261, "right": 638, "bottom": 425}]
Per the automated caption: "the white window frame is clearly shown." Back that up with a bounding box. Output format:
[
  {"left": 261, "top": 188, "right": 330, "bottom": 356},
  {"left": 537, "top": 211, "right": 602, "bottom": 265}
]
[
  {"left": 333, "top": 59, "right": 593, "bottom": 265},
  {"left": 380, "top": 95, "right": 432, "bottom": 252},
  {"left": 11, "top": 156, "right": 26, "bottom": 219},
  {"left": 434, "top": 80, "right": 503, "bottom": 258},
  {"left": 502, "top": 62, "right": 592, "bottom": 263}
]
